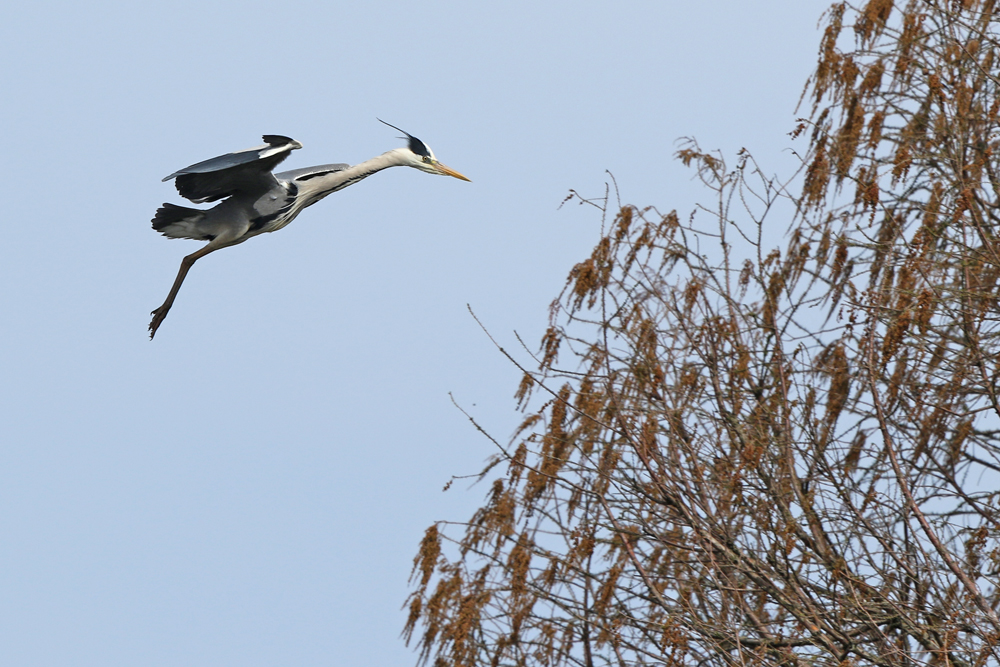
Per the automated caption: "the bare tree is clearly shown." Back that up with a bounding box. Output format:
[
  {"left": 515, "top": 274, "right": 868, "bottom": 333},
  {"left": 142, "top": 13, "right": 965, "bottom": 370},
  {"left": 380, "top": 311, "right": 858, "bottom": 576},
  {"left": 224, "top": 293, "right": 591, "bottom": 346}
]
[{"left": 404, "top": 2, "right": 1000, "bottom": 666}]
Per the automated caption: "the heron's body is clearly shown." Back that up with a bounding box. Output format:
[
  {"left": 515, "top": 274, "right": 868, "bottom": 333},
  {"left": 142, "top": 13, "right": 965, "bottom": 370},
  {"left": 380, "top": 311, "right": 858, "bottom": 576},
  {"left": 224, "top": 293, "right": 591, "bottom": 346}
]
[{"left": 148, "top": 125, "right": 469, "bottom": 338}]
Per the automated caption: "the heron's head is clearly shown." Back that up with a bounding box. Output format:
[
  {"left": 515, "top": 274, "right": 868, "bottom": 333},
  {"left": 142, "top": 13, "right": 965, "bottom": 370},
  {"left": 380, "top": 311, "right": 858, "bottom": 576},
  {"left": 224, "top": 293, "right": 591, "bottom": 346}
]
[{"left": 379, "top": 119, "right": 471, "bottom": 182}]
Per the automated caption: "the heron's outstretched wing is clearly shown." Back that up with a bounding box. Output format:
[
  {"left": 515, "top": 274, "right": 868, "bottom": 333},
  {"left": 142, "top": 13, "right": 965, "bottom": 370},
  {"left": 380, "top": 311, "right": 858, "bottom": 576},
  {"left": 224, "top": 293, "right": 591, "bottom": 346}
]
[
  {"left": 275, "top": 163, "right": 350, "bottom": 182},
  {"left": 163, "top": 135, "right": 302, "bottom": 204}
]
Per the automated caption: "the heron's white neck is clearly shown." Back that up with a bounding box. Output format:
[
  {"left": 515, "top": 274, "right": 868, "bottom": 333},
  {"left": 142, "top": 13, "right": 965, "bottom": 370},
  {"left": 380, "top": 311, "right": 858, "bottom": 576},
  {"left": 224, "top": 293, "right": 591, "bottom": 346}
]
[{"left": 298, "top": 148, "right": 413, "bottom": 205}]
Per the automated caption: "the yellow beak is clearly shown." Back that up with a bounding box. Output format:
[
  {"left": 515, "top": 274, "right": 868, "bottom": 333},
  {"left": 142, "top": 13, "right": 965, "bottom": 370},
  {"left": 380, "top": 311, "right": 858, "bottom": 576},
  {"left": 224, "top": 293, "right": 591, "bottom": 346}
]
[{"left": 435, "top": 162, "right": 471, "bottom": 182}]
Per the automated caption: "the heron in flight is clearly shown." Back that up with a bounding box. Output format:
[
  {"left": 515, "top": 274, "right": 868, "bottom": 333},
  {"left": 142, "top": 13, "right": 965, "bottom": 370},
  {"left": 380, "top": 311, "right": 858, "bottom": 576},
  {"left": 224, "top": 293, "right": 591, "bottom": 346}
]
[{"left": 148, "top": 120, "right": 470, "bottom": 339}]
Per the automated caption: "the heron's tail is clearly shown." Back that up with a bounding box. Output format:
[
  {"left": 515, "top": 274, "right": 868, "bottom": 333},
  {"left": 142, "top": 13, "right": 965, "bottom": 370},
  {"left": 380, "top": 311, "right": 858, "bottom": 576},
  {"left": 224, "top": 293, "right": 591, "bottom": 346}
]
[{"left": 152, "top": 203, "right": 211, "bottom": 240}]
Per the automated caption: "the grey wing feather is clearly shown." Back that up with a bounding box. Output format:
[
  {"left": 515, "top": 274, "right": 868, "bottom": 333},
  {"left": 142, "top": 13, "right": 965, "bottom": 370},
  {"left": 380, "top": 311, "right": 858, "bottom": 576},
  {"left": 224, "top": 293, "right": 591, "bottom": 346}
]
[
  {"left": 163, "top": 135, "right": 302, "bottom": 204},
  {"left": 275, "top": 163, "right": 350, "bottom": 182}
]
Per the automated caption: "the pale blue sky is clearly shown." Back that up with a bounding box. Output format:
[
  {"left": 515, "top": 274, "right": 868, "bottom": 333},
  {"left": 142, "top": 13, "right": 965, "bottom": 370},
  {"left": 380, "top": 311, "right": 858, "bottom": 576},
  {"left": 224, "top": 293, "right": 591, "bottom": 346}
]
[{"left": 1, "top": 2, "right": 830, "bottom": 665}]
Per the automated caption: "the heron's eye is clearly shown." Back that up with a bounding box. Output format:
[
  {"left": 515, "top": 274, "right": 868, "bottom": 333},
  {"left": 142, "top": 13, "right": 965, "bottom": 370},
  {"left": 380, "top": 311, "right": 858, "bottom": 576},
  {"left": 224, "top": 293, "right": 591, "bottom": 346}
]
[{"left": 422, "top": 156, "right": 432, "bottom": 164}]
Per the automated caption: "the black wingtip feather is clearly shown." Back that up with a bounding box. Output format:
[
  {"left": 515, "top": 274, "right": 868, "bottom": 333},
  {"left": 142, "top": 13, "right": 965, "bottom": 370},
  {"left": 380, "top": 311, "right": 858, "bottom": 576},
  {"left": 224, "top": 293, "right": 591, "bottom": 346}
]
[
  {"left": 152, "top": 203, "right": 203, "bottom": 231},
  {"left": 174, "top": 174, "right": 227, "bottom": 203}
]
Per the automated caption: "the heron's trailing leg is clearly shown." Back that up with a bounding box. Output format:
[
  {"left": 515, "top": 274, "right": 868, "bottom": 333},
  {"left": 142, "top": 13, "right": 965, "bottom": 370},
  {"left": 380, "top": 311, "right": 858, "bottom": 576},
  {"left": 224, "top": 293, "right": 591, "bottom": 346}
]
[{"left": 149, "top": 245, "right": 219, "bottom": 339}]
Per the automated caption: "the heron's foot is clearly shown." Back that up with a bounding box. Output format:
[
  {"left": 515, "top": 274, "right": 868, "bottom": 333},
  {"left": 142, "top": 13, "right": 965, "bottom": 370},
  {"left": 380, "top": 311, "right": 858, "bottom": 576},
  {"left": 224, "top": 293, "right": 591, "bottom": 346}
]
[{"left": 149, "top": 306, "right": 170, "bottom": 340}]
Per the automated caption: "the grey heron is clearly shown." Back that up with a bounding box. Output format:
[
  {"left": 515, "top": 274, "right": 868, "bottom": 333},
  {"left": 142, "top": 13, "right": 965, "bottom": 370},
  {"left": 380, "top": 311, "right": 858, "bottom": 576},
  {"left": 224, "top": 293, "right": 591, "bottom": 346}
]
[{"left": 148, "top": 120, "right": 470, "bottom": 339}]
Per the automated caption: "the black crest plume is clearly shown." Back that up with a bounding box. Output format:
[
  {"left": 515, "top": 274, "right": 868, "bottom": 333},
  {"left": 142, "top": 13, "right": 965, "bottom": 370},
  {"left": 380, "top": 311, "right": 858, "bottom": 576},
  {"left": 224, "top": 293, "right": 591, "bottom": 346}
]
[{"left": 377, "top": 118, "right": 431, "bottom": 157}]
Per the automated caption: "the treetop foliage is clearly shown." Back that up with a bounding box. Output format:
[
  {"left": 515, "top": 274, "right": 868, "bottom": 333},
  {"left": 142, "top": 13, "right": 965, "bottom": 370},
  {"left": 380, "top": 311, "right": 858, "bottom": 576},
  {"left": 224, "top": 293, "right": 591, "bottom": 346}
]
[{"left": 406, "top": 2, "right": 1000, "bottom": 666}]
